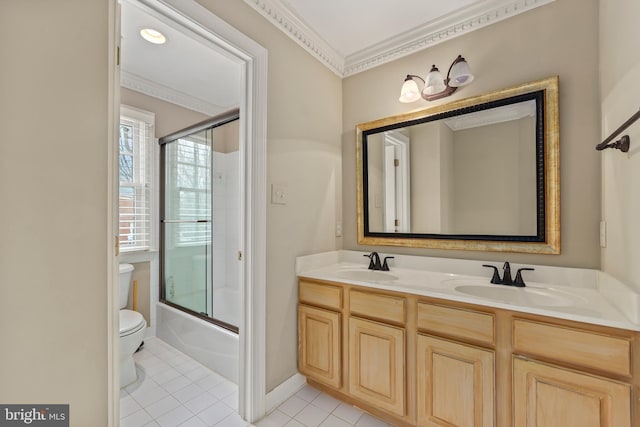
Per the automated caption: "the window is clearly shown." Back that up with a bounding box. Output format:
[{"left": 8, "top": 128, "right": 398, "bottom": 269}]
[
  {"left": 119, "top": 106, "right": 154, "bottom": 252},
  {"left": 174, "top": 134, "right": 212, "bottom": 245}
]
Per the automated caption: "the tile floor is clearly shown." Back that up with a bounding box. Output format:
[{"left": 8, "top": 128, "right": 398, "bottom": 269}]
[{"left": 120, "top": 337, "right": 393, "bottom": 427}]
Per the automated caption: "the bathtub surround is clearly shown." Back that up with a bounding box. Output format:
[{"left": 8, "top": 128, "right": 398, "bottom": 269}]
[
  {"left": 212, "top": 150, "right": 241, "bottom": 326},
  {"left": 160, "top": 117, "right": 241, "bottom": 328},
  {"left": 156, "top": 303, "right": 239, "bottom": 383}
]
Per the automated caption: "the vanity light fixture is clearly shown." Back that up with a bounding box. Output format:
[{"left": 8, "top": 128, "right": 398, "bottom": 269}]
[
  {"left": 399, "top": 55, "right": 474, "bottom": 103},
  {"left": 139, "top": 28, "right": 167, "bottom": 45}
]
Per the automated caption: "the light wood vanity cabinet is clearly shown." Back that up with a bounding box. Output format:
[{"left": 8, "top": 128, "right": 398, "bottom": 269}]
[
  {"left": 298, "top": 280, "right": 343, "bottom": 388},
  {"left": 416, "top": 303, "right": 496, "bottom": 427},
  {"left": 298, "top": 277, "right": 639, "bottom": 427},
  {"left": 416, "top": 334, "right": 494, "bottom": 426},
  {"left": 511, "top": 319, "right": 634, "bottom": 427},
  {"left": 513, "top": 358, "right": 630, "bottom": 427},
  {"left": 349, "top": 316, "right": 405, "bottom": 417},
  {"left": 298, "top": 304, "right": 342, "bottom": 388}
]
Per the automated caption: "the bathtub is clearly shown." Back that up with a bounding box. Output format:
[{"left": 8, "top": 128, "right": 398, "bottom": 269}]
[{"left": 156, "top": 302, "right": 238, "bottom": 383}]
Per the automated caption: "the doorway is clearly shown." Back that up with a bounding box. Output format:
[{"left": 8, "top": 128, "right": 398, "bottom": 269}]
[{"left": 112, "top": 0, "right": 267, "bottom": 422}]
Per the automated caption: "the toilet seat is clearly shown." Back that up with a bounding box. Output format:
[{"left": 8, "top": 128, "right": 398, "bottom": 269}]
[{"left": 120, "top": 309, "right": 145, "bottom": 337}]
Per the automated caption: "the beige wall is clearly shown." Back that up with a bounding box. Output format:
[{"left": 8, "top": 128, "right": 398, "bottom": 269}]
[
  {"left": 195, "top": 0, "right": 343, "bottom": 391},
  {"left": 343, "top": 0, "right": 601, "bottom": 268},
  {"left": 127, "top": 262, "right": 151, "bottom": 326},
  {"left": 600, "top": 0, "right": 640, "bottom": 291},
  {"left": 213, "top": 119, "right": 239, "bottom": 153},
  {"left": 452, "top": 117, "right": 536, "bottom": 235},
  {"left": 121, "top": 87, "right": 210, "bottom": 139},
  {"left": 0, "top": 0, "right": 110, "bottom": 424}
]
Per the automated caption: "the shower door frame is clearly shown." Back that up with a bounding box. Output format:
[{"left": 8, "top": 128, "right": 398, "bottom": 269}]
[
  {"left": 112, "top": 0, "right": 267, "bottom": 423},
  {"left": 159, "top": 109, "right": 240, "bottom": 334}
]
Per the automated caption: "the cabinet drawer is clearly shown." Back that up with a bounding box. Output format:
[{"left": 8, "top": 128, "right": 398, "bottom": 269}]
[
  {"left": 513, "top": 319, "right": 631, "bottom": 377},
  {"left": 417, "top": 302, "right": 494, "bottom": 346},
  {"left": 350, "top": 290, "right": 405, "bottom": 324},
  {"left": 299, "top": 280, "right": 342, "bottom": 310}
]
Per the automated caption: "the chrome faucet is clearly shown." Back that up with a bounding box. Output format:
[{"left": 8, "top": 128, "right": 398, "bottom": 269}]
[
  {"left": 364, "top": 252, "right": 395, "bottom": 271},
  {"left": 482, "top": 262, "right": 534, "bottom": 287}
]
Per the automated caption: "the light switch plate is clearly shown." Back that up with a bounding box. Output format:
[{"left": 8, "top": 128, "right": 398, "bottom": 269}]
[
  {"left": 600, "top": 220, "right": 607, "bottom": 248},
  {"left": 271, "top": 183, "right": 287, "bottom": 205}
]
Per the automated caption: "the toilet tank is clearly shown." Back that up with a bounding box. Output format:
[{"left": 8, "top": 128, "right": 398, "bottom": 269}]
[{"left": 119, "top": 263, "right": 135, "bottom": 309}]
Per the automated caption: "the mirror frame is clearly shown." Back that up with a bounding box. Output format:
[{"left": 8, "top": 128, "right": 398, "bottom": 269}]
[{"left": 356, "top": 76, "right": 560, "bottom": 254}]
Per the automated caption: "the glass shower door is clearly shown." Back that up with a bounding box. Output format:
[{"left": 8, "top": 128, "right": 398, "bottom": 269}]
[
  {"left": 160, "top": 110, "right": 240, "bottom": 333},
  {"left": 161, "top": 129, "right": 212, "bottom": 316}
]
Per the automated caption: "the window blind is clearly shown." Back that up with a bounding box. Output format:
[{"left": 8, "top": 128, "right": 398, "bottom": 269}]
[
  {"left": 175, "top": 136, "right": 212, "bottom": 245},
  {"left": 119, "top": 106, "right": 154, "bottom": 252}
]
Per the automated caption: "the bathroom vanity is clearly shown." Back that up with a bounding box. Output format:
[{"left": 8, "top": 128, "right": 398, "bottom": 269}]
[{"left": 296, "top": 251, "right": 640, "bottom": 427}]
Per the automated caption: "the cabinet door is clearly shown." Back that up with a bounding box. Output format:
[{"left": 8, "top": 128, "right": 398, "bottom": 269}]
[
  {"left": 349, "top": 316, "right": 405, "bottom": 417},
  {"left": 416, "top": 334, "right": 495, "bottom": 427},
  {"left": 513, "top": 358, "right": 630, "bottom": 427},
  {"left": 298, "top": 304, "right": 341, "bottom": 388}
]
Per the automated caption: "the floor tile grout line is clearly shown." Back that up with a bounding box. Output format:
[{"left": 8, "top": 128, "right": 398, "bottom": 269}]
[{"left": 125, "top": 337, "right": 392, "bottom": 427}]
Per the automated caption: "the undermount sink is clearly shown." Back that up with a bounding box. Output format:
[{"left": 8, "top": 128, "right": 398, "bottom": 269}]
[
  {"left": 452, "top": 282, "right": 586, "bottom": 307},
  {"left": 334, "top": 269, "right": 398, "bottom": 282}
]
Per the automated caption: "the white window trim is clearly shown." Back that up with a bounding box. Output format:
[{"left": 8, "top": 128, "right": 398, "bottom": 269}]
[{"left": 120, "top": 104, "right": 159, "bottom": 253}]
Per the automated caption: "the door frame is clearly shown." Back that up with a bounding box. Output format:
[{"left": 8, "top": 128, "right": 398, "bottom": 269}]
[{"left": 108, "top": 0, "right": 268, "bottom": 422}]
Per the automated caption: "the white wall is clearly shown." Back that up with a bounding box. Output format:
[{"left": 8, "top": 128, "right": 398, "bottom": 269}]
[
  {"left": 600, "top": 0, "right": 640, "bottom": 291},
  {"left": 343, "top": 0, "right": 601, "bottom": 268},
  {"left": 0, "top": 0, "right": 111, "bottom": 424}
]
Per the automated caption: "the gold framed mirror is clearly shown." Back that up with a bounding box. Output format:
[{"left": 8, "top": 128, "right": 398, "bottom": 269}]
[{"left": 356, "top": 76, "right": 559, "bottom": 254}]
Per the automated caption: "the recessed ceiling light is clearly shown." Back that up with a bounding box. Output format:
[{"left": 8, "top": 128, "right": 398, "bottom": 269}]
[{"left": 139, "top": 28, "right": 166, "bottom": 45}]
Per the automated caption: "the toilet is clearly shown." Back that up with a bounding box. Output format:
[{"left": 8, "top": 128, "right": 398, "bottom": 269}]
[{"left": 119, "top": 263, "right": 147, "bottom": 388}]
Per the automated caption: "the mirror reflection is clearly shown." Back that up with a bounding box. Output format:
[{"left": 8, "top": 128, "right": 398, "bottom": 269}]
[
  {"left": 366, "top": 100, "right": 537, "bottom": 236},
  {"left": 357, "top": 77, "right": 560, "bottom": 254}
]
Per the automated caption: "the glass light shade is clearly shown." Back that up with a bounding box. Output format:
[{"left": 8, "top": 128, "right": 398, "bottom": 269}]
[
  {"left": 448, "top": 57, "right": 474, "bottom": 87},
  {"left": 399, "top": 78, "right": 421, "bottom": 103},
  {"left": 423, "top": 66, "right": 446, "bottom": 96},
  {"left": 140, "top": 28, "right": 167, "bottom": 44}
]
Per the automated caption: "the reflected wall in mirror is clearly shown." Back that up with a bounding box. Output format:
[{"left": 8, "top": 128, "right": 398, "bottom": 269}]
[{"left": 356, "top": 76, "right": 560, "bottom": 254}]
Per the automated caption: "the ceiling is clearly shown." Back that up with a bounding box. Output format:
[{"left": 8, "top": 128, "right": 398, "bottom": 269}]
[
  {"left": 120, "top": 0, "right": 554, "bottom": 116},
  {"left": 279, "top": 0, "right": 480, "bottom": 58},
  {"left": 245, "top": 0, "right": 555, "bottom": 76},
  {"left": 120, "top": 1, "right": 241, "bottom": 116}
]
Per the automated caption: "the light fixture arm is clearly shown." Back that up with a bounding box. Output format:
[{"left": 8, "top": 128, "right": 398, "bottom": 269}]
[
  {"left": 405, "top": 74, "right": 425, "bottom": 84},
  {"left": 444, "top": 55, "right": 465, "bottom": 85}
]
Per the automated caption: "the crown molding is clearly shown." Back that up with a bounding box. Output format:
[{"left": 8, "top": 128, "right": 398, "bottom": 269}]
[
  {"left": 344, "top": 0, "right": 555, "bottom": 76},
  {"left": 120, "top": 70, "right": 229, "bottom": 116},
  {"left": 242, "top": 0, "right": 344, "bottom": 76},
  {"left": 243, "top": 0, "right": 555, "bottom": 78}
]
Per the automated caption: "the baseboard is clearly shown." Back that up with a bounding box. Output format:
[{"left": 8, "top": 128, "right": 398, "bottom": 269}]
[{"left": 265, "top": 373, "right": 307, "bottom": 413}]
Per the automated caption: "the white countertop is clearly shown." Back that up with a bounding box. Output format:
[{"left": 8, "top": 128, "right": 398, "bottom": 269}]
[{"left": 296, "top": 251, "right": 640, "bottom": 331}]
